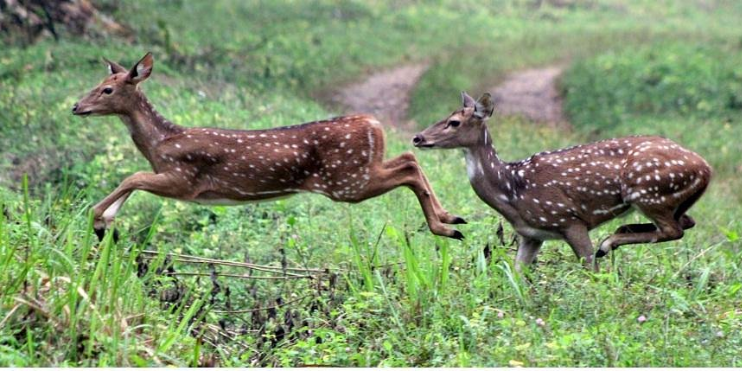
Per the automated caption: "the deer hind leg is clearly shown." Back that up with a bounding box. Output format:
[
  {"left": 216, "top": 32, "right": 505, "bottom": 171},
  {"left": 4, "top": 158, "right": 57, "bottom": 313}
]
[
  {"left": 598, "top": 214, "right": 695, "bottom": 259},
  {"left": 678, "top": 214, "right": 695, "bottom": 229},
  {"left": 351, "top": 159, "right": 463, "bottom": 240},
  {"left": 92, "top": 172, "right": 185, "bottom": 240},
  {"left": 597, "top": 208, "right": 684, "bottom": 258},
  {"left": 670, "top": 182, "right": 706, "bottom": 230},
  {"left": 600, "top": 184, "right": 706, "bottom": 257},
  {"left": 614, "top": 214, "right": 695, "bottom": 235},
  {"left": 383, "top": 153, "right": 466, "bottom": 225}
]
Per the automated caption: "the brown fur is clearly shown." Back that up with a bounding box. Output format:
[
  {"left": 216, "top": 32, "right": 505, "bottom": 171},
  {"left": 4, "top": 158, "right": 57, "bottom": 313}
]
[{"left": 72, "top": 53, "right": 466, "bottom": 240}]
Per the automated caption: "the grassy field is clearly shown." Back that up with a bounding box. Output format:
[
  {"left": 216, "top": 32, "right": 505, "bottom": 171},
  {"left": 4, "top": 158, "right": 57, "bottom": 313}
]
[{"left": 1, "top": 0, "right": 741, "bottom": 366}]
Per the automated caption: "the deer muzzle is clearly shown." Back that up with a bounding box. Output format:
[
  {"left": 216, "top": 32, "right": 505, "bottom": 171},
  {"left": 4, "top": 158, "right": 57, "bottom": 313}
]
[
  {"left": 412, "top": 134, "right": 434, "bottom": 148},
  {"left": 71, "top": 102, "right": 91, "bottom": 116}
]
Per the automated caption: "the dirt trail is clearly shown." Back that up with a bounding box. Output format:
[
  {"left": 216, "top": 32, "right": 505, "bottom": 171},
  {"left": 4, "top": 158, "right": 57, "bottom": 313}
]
[
  {"left": 490, "top": 66, "right": 565, "bottom": 124},
  {"left": 330, "top": 64, "right": 427, "bottom": 130},
  {"left": 329, "top": 64, "right": 566, "bottom": 132}
]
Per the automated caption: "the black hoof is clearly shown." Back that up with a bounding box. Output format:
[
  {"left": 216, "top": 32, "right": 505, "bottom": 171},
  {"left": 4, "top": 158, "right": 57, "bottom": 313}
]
[
  {"left": 450, "top": 216, "right": 468, "bottom": 225},
  {"left": 94, "top": 227, "right": 106, "bottom": 241},
  {"left": 595, "top": 249, "right": 607, "bottom": 258},
  {"left": 450, "top": 230, "right": 465, "bottom": 240},
  {"left": 94, "top": 227, "right": 120, "bottom": 243}
]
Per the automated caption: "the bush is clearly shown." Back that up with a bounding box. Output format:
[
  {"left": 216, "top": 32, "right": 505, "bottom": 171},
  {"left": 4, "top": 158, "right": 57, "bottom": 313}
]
[{"left": 562, "top": 43, "right": 742, "bottom": 130}]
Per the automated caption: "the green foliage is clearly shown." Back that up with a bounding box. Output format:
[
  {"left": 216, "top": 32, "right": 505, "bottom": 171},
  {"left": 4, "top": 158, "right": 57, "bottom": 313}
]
[
  {"left": 1, "top": 0, "right": 741, "bottom": 367},
  {"left": 563, "top": 42, "right": 742, "bottom": 128}
]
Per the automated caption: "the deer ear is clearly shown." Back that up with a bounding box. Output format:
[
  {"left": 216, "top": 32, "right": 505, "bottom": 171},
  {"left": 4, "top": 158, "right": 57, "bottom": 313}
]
[
  {"left": 461, "top": 91, "right": 477, "bottom": 108},
  {"left": 126, "top": 52, "right": 154, "bottom": 84},
  {"left": 474, "top": 93, "right": 495, "bottom": 119},
  {"left": 103, "top": 57, "right": 127, "bottom": 75}
]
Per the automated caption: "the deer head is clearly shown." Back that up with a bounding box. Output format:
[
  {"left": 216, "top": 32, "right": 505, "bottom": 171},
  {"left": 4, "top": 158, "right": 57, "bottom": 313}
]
[
  {"left": 72, "top": 52, "right": 154, "bottom": 116},
  {"left": 412, "top": 92, "right": 495, "bottom": 149}
]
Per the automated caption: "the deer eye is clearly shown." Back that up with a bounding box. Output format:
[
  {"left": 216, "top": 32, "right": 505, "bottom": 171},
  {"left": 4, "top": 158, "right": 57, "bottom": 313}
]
[
  {"left": 448, "top": 120, "right": 461, "bottom": 128},
  {"left": 102, "top": 87, "right": 113, "bottom": 95}
]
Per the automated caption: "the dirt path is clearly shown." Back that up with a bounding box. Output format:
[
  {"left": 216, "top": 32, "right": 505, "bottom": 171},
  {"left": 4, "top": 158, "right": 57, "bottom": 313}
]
[
  {"left": 490, "top": 66, "right": 565, "bottom": 125},
  {"left": 329, "top": 64, "right": 427, "bottom": 130},
  {"left": 329, "top": 64, "right": 566, "bottom": 132}
]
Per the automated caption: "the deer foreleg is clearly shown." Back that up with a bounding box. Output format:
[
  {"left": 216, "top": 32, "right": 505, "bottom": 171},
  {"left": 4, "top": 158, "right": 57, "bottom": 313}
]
[
  {"left": 563, "top": 224, "right": 597, "bottom": 271},
  {"left": 92, "top": 172, "right": 185, "bottom": 238},
  {"left": 514, "top": 236, "right": 543, "bottom": 272}
]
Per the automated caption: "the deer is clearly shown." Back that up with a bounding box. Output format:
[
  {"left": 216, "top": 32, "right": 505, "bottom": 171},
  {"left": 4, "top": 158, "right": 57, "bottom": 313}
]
[
  {"left": 71, "top": 52, "right": 467, "bottom": 242},
  {"left": 412, "top": 92, "right": 712, "bottom": 271}
]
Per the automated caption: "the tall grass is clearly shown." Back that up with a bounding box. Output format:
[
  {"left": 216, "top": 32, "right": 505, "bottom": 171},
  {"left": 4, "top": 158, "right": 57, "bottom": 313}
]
[{"left": 1, "top": 0, "right": 741, "bottom": 366}]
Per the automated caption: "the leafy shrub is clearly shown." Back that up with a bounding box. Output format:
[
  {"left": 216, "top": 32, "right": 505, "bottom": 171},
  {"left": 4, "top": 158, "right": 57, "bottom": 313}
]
[{"left": 562, "top": 43, "right": 742, "bottom": 129}]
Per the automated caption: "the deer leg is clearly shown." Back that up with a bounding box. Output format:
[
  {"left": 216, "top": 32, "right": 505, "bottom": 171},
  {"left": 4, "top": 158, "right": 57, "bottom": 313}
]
[
  {"left": 563, "top": 224, "right": 598, "bottom": 271},
  {"left": 614, "top": 223, "right": 657, "bottom": 234},
  {"left": 597, "top": 213, "right": 683, "bottom": 257},
  {"left": 678, "top": 214, "right": 696, "bottom": 230},
  {"left": 614, "top": 215, "right": 696, "bottom": 234},
  {"left": 355, "top": 161, "right": 463, "bottom": 240},
  {"left": 384, "top": 153, "right": 466, "bottom": 225},
  {"left": 415, "top": 164, "right": 467, "bottom": 225},
  {"left": 92, "top": 172, "right": 185, "bottom": 239},
  {"left": 608, "top": 214, "right": 695, "bottom": 253},
  {"left": 514, "top": 236, "right": 543, "bottom": 273},
  {"left": 92, "top": 191, "right": 132, "bottom": 241}
]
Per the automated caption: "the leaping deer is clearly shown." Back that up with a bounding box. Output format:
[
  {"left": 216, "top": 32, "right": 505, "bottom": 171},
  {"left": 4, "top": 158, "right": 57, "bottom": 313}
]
[
  {"left": 72, "top": 53, "right": 466, "bottom": 241},
  {"left": 412, "top": 92, "right": 711, "bottom": 271}
]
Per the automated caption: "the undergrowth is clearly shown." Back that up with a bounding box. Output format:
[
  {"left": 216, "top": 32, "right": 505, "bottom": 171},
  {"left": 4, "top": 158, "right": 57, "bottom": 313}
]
[{"left": 1, "top": 0, "right": 741, "bottom": 366}]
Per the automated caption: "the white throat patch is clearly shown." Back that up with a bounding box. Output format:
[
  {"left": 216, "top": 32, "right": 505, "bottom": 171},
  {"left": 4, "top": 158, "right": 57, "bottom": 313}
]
[{"left": 464, "top": 149, "right": 483, "bottom": 181}]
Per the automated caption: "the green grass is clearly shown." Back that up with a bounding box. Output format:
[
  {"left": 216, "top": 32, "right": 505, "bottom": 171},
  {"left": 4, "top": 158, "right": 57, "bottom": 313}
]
[{"left": 1, "top": 0, "right": 741, "bottom": 366}]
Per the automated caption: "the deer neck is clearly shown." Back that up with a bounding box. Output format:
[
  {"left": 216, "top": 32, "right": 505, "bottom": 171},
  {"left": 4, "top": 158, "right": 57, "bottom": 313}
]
[
  {"left": 463, "top": 125, "right": 518, "bottom": 216},
  {"left": 118, "top": 92, "right": 183, "bottom": 167}
]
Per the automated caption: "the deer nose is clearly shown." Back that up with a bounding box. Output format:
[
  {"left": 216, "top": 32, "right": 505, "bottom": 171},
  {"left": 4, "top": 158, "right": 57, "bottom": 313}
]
[
  {"left": 412, "top": 134, "right": 425, "bottom": 146},
  {"left": 72, "top": 103, "right": 79, "bottom": 113}
]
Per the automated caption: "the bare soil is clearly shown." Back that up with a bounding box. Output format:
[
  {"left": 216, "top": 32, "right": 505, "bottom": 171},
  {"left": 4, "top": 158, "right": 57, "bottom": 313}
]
[
  {"left": 329, "top": 64, "right": 427, "bottom": 130},
  {"left": 328, "top": 64, "right": 566, "bottom": 133},
  {"left": 490, "top": 66, "right": 566, "bottom": 125}
]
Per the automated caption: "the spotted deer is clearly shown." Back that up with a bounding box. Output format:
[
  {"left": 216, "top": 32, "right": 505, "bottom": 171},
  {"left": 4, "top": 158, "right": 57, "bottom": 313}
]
[
  {"left": 72, "top": 53, "right": 466, "bottom": 241},
  {"left": 413, "top": 92, "right": 711, "bottom": 271}
]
